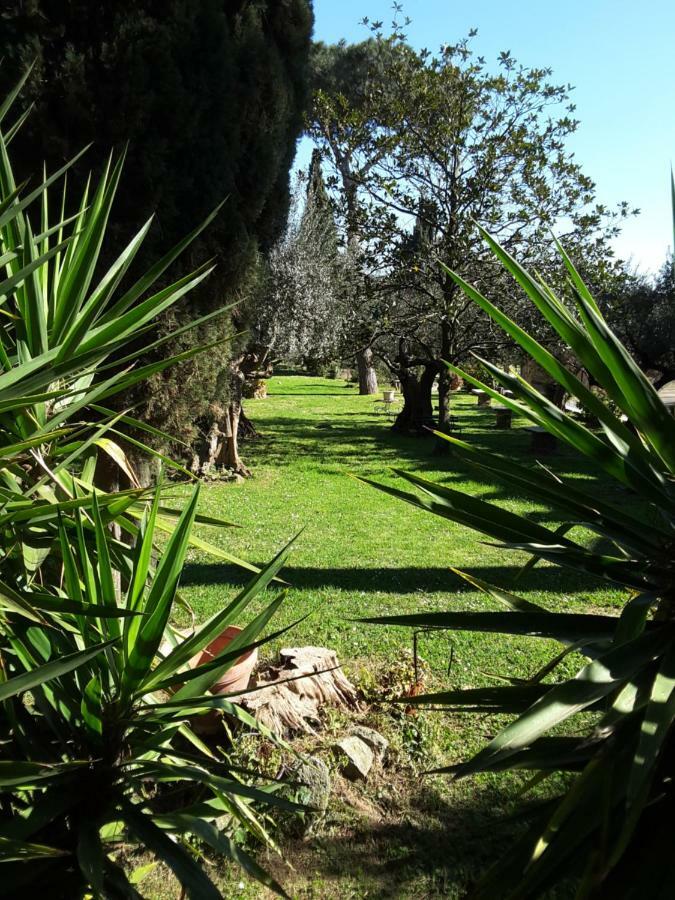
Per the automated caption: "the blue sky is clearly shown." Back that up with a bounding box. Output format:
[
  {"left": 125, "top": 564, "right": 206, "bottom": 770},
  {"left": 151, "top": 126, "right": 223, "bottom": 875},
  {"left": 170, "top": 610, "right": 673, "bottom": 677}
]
[{"left": 297, "top": 0, "right": 675, "bottom": 274}]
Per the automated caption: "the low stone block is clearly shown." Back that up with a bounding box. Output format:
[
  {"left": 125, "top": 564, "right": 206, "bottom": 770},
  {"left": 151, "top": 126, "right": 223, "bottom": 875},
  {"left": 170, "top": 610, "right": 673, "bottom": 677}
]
[
  {"left": 350, "top": 726, "right": 389, "bottom": 765},
  {"left": 289, "top": 756, "right": 331, "bottom": 813},
  {"left": 333, "top": 735, "right": 374, "bottom": 780}
]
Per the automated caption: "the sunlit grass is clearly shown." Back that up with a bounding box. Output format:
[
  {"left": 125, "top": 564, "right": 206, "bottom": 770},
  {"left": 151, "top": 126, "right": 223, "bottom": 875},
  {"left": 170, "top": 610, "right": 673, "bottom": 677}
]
[
  {"left": 166, "top": 374, "right": 632, "bottom": 896},
  {"left": 182, "top": 375, "right": 626, "bottom": 753}
]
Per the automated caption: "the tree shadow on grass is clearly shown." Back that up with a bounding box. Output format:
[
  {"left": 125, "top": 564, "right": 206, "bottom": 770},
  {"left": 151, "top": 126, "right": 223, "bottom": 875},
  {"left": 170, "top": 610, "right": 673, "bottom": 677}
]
[
  {"left": 245, "top": 412, "right": 628, "bottom": 501},
  {"left": 181, "top": 561, "right": 612, "bottom": 597},
  {"left": 272, "top": 778, "right": 558, "bottom": 899},
  {"left": 266, "top": 391, "right": 356, "bottom": 397}
]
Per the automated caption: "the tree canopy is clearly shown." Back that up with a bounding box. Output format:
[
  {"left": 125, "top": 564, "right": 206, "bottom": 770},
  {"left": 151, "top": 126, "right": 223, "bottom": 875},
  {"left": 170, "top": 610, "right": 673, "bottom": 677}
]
[
  {"left": 308, "top": 26, "right": 635, "bottom": 431},
  {"left": 251, "top": 150, "right": 346, "bottom": 369}
]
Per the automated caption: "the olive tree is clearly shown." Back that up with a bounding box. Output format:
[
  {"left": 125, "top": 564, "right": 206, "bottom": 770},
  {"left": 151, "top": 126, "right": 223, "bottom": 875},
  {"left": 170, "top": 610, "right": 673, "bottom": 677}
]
[
  {"left": 310, "top": 25, "right": 634, "bottom": 431},
  {"left": 251, "top": 152, "right": 348, "bottom": 373}
]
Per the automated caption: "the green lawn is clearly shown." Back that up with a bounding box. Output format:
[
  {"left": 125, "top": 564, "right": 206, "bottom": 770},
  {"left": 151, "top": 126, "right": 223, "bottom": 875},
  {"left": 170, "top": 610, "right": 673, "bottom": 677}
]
[{"left": 173, "top": 375, "right": 626, "bottom": 898}]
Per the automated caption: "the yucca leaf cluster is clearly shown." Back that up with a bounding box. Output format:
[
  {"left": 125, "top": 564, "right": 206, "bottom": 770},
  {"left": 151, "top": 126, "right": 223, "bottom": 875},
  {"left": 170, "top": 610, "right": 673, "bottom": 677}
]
[
  {"left": 0, "top": 73, "right": 294, "bottom": 898},
  {"left": 362, "top": 226, "right": 675, "bottom": 898}
]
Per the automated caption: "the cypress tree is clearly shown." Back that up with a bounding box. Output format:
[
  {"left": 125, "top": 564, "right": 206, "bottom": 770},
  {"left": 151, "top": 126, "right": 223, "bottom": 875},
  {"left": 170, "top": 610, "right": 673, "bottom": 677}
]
[
  {"left": 301, "top": 148, "right": 339, "bottom": 258},
  {"left": 0, "top": 0, "right": 314, "bottom": 469}
]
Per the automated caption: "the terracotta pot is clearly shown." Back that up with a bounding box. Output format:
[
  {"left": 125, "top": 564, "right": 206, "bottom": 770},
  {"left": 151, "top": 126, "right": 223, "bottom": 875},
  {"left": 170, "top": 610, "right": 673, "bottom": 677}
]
[
  {"left": 187, "top": 625, "right": 258, "bottom": 736},
  {"left": 190, "top": 625, "right": 258, "bottom": 695}
]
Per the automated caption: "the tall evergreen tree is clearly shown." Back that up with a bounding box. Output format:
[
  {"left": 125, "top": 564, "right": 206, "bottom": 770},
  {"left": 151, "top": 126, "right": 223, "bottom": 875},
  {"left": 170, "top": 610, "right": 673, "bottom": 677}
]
[
  {"left": 0, "top": 0, "right": 314, "bottom": 473},
  {"left": 300, "top": 147, "right": 339, "bottom": 257}
]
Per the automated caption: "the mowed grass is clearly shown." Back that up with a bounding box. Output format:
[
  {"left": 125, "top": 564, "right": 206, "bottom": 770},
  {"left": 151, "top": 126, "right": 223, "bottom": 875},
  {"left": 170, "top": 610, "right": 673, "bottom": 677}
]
[
  {"left": 184, "top": 374, "right": 624, "bottom": 672},
  {"left": 173, "top": 374, "right": 629, "bottom": 897}
]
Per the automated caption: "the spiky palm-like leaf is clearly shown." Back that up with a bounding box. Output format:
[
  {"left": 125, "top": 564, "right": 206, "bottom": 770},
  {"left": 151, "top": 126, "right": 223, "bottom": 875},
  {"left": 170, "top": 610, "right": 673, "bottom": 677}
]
[
  {"left": 0, "top": 72, "right": 298, "bottom": 896},
  {"left": 0, "top": 69, "right": 250, "bottom": 589},
  {"left": 1, "top": 484, "right": 297, "bottom": 898},
  {"left": 361, "top": 225, "right": 675, "bottom": 898}
]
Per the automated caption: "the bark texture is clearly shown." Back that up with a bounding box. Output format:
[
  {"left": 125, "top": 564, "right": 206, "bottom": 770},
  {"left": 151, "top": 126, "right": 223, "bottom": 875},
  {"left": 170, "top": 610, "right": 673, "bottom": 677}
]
[
  {"left": 356, "top": 347, "right": 378, "bottom": 395},
  {"left": 242, "top": 647, "right": 360, "bottom": 737},
  {"left": 391, "top": 364, "right": 436, "bottom": 433},
  {"left": 193, "top": 351, "right": 259, "bottom": 478}
]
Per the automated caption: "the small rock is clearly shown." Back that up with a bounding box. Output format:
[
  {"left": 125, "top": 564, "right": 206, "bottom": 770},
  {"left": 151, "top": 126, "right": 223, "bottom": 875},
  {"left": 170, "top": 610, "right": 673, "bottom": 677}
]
[
  {"left": 350, "top": 726, "right": 389, "bottom": 765},
  {"left": 333, "top": 735, "right": 374, "bottom": 781},
  {"left": 289, "top": 756, "right": 331, "bottom": 813},
  {"left": 282, "top": 756, "right": 331, "bottom": 836}
]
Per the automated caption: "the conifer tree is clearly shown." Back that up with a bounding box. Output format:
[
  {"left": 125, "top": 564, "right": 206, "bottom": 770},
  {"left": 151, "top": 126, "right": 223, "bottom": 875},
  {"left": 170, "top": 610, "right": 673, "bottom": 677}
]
[{"left": 0, "top": 0, "right": 314, "bottom": 473}]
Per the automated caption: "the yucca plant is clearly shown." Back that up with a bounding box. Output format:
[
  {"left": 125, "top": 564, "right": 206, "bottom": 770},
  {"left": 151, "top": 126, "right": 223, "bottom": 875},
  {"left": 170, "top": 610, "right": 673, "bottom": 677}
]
[
  {"left": 1, "top": 482, "right": 299, "bottom": 898},
  {"left": 0, "top": 67, "right": 251, "bottom": 587},
  {"left": 360, "top": 227, "right": 675, "bottom": 897},
  {"left": 0, "top": 71, "right": 299, "bottom": 896}
]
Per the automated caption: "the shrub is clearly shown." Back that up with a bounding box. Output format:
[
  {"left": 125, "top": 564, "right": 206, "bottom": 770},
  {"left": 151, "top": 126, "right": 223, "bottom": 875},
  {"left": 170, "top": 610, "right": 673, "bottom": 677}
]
[{"left": 0, "top": 487, "right": 296, "bottom": 897}]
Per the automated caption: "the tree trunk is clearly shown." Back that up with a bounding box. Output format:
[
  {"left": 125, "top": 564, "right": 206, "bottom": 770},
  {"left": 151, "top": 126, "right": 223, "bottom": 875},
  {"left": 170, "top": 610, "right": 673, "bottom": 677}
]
[
  {"left": 194, "top": 358, "right": 253, "bottom": 478},
  {"left": 392, "top": 364, "right": 436, "bottom": 434},
  {"left": 433, "top": 319, "right": 453, "bottom": 454},
  {"left": 437, "top": 320, "right": 452, "bottom": 428},
  {"left": 217, "top": 400, "right": 251, "bottom": 477},
  {"left": 238, "top": 407, "right": 260, "bottom": 441},
  {"left": 216, "top": 366, "right": 251, "bottom": 477},
  {"left": 356, "top": 347, "right": 378, "bottom": 395}
]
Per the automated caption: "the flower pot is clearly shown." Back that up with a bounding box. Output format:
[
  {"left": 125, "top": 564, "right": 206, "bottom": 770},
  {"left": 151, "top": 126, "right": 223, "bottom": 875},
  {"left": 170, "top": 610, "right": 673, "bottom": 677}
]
[
  {"left": 191, "top": 625, "right": 258, "bottom": 695},
  {"left": 179, "top": 625, "right": 258, "bottom": 736},
  {"left": 382, "top": 390, "right": 396, "bottom": 403}
]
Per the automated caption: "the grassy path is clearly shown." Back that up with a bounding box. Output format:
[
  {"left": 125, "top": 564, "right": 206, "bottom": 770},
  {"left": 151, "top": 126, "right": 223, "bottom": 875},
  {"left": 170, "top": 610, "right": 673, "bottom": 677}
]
[
  {"left": 175, "top": 375, "right": 625, "bottom": 897},
  {"left": 185, "top": 375, "right": 622, "bottom": 670}
]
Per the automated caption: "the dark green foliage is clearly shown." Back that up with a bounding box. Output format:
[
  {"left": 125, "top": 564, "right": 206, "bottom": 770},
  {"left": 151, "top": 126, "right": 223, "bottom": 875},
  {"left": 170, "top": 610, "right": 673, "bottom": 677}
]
[
  {"left": 301, "top": 147, "right": 339, "bottom": 258},
  {"left": 605, "top": 256, "right": 675, "bottom": 384},
  {"left": 308, "top": 28, "right": 635, "bottom": 428},
  {"left": 0, "top": 0, "right": 313, "bottom": 445},
  {"left": 0, "top": 79, "right": 298, "bottom": 896}
]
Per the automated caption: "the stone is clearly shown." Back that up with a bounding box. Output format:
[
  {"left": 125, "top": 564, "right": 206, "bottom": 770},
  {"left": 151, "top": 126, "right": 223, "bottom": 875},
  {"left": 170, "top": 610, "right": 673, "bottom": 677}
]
[
  {"left": 289, "top": 756, "right": 331, "bottom": 813},
  {"left": 333, "top": 735, "right": 374, "bottom": 781},
  {"left": 350, "top": 726, "right": 389, "bottom": 765}
]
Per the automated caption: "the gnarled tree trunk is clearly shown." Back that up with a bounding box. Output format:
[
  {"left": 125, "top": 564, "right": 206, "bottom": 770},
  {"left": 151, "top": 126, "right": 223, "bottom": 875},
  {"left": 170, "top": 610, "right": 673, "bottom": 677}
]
[
  {"left": 217, "top": 398, "right": 251, "bottom": 477},
  {"left": 194, "top": 352, "right": 256, "bottom": 478},
  {"left": 356, "top": 347, "right": 378, "bottom": 395},
  {"left": 216, "top": 360, "right": 251, "bottom": 477},
  {"left": 392, "top": 364, "right": 436, "bottom": 434},
  {"left": 238, "top": 407, "right": 260, "bottom": 441}
]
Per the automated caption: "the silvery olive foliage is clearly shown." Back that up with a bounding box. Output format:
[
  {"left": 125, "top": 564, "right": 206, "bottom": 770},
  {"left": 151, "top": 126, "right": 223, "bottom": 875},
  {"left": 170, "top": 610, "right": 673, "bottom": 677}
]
[{"left": 253, "top": 166, "right": 349, "bottom": 367}]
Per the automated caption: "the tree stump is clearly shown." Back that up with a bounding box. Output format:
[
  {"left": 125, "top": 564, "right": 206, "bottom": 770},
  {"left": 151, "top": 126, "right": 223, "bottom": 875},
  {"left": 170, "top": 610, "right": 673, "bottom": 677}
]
[
  {"left": 494, "top": 406, "right": 512, "bottom": 429},
  {"left": 472, "top": 390, "right": 490, "bottom": 407},
  {"left": 527, "top": 426, "right": 557, "bottom": 454},
  {"left": 242, "top": 647, "right": 360, "bottom": 737}
]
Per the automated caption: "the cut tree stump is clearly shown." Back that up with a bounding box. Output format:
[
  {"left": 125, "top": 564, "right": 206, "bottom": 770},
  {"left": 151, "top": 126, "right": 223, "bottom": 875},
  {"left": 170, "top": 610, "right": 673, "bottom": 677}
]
[
  {"left": 527, "top": 426, "right": 557, "bottom": 455},
  {"left": 471, "top": 389, "right": 491, "bottom": 407},
  {"left": 494, "top": 406, "right": 512, "bottom": 429},
  {"left": 242, "top": 646, "right": 360, "bottom": 737}
]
